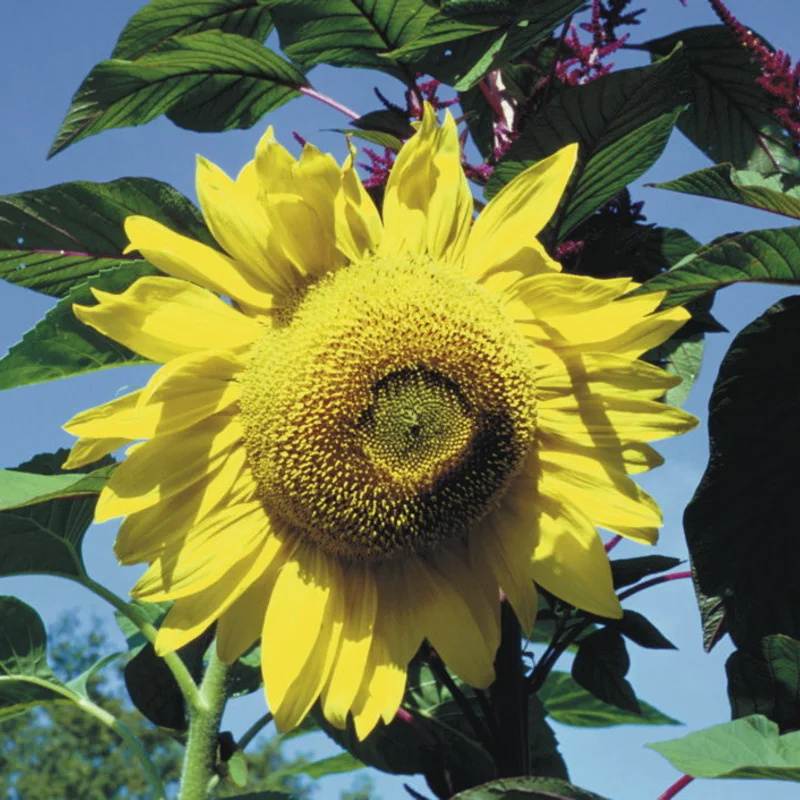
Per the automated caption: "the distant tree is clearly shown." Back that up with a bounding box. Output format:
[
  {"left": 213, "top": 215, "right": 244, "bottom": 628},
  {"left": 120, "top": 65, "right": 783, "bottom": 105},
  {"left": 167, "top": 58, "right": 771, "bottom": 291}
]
[{"left": 0, "top": 612, "right": 377, "bottom": 800}]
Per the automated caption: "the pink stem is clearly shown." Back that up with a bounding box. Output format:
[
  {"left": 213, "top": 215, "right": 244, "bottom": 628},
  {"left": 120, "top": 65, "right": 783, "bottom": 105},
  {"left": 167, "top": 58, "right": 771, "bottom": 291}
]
[
  {"left": 605, "top": 534, "right": 623, "bottom": 552},
  {"left": 617, "top": 570, "right": 693, "bottom": 602},
  {"left": 658, "top": 774, "right": 694, "bottom": 799},
  {"left": 299, "top": 86, "right": 360, "bottom": 120}
]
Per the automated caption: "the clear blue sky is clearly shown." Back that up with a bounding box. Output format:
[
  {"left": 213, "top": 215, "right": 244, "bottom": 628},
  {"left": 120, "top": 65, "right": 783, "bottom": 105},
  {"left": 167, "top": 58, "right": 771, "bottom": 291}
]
[{"left": 0, "top": 2, "right": 798, "bottom": 798}]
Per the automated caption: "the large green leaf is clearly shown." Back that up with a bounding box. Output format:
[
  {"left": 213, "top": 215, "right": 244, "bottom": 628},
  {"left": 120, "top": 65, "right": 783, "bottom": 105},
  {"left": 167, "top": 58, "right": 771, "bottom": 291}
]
[
  {"left": 0, "top": 597, "right": 70, "bottom": 720},
  {"left": 0, "top": 178, "right": 209, "bottom": 298},
  {"left": 268, "top": 751, "right": 365, "bottom": 782},
  {"left": 727, "top": 635, "right": 800, "bottom": 733},
  {"left": 0, "top": 451, "right": 108, "bottom": 580},
  {"left": 610, "top": 556, "right": 683, "bottom": 589},
  {"left": 648, "top": 714, "right": 800, "bottom": 782},
  {"left": 268, "top": 0, "right": 440, "bottom": 82},
  {"left": 0, "top": 463, "right": 114, "bottom": 512},
  {"left": 634, "top": 226, "right": 800, "bottom": 308},
  {"left": 683, "top": 297, "right": 800, "bottom": 650},
  {"left": 539, "top": 671, "right": 678, "bottom": 728},
  {"left": 0, "top": 263, "right": 155, "bottom": 391},
  {"left": 111, "top": 0, "right": 274, "bottom": 59},
  {"left": 50, "top": 31, "right": 306, "bottom": 157},
  {"left": 486, "top": 49, "right": 689, "bottom": 240},
  {"left": 642, "top": 26, "right": 800, "bottom": 176},
  {"left": 653, "top": 164, "right": 800, "bottom": 220},
  {"left": 451, "top": 776, "right": 609, "bottom": 800}
]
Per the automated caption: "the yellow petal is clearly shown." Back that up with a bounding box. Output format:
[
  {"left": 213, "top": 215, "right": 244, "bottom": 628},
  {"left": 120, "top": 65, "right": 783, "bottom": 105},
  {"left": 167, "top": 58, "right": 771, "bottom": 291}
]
[
  {"left": 321, "top": 564, "right": 378, "bottom": 729},
  {"left": 63, "top": 436, "right": 128, "bottom": 470},
  {"left": 465, "top": 144, "right": 578, "bottom": 282},
  {"left": 196, "top": 156, "right": 299, "bottom": 296},
  {"left": 95, "top": 415, "right": 242, "bottom": 521},
  {"left": 132, "top": 501, "right": 267, "bottom": 601},
  {"left": 381, "top": 106, "right": 472, "bottom": 263},
  {"left": 538, "top": 433, "right": 665, "bottom": 476},
  {"left": 74, "top": 276, "right": 262, "bottom": 362},
  {"left": 262, "top": 546, "right": 337, "bottom": 731},
  {"left": 124, "top": 216, "right": 275, "bottom": 313},
  {"left": 216, "top": 569, "right": 272, "bottom": 664},
  {"left": 335, "top": 151, "right": 383, "bottom": 261},
  {"left": 530, "top": 496, "right": 622, "bottom": 619},
  {"left": 409, "top": 557, "right": 496, "bottom": 688},
  {"left": 114, "top": 444, "right": 249, "bottom": 564},
  {"left": 155, "top": 532, "right": 284, "bottom": 655},
  {"left": 64, "top": 389, "right": 142, "bottom": 440},
  {"left": 476, "top": 239, "right": 562, "bottom": 297},
  {"left": 504, "top": 273, "right": 631, "bottom": 318}
]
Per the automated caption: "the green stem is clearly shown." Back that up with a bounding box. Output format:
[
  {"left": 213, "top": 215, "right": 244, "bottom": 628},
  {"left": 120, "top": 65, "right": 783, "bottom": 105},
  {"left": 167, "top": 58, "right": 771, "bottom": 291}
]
[
  {"left": 178, "top": 645, "right": 230, "bottom": 800},
  {"left": 79, "top": 575, "right": 202, "bottom": 712},
  {"left": 238, "top": 711, "right": 274, "bottom": 751},
  {"left": 76, "top": 694, "right": 168, "bottom": 800}
]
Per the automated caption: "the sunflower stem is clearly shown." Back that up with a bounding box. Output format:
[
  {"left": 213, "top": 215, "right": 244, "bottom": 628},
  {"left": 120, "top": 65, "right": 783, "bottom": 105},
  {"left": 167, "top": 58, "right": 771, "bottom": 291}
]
[
  {"left": 238, "top": 711, "right": 274, "bottom": 751},
  {"left": 177, "top": 645, "right": 230, "bottom": 800},
  {"left": 78, "top": 576, "right": 203, "bottom": 712},
  {"left": 490, "top": 602, "right": 528, "bottom": 775}
]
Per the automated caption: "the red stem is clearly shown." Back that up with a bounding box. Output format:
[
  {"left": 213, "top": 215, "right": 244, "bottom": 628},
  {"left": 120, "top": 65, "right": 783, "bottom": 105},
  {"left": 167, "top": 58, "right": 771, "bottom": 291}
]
[
  {"left": 605, "top": 534, "right": 623, "bottom": 552},
  {"left": 617, "top": 570, "right": 692, "bottom": 602},
  {"left": 657, "top": 774, "right": 694, "bottom": 799}
]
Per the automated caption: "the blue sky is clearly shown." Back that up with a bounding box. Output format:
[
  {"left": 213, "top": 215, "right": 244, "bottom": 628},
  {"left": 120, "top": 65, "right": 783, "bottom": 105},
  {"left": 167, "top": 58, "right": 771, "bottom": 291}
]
[{"left": 0, "top": 1, "right": 798, "bottom": 798}]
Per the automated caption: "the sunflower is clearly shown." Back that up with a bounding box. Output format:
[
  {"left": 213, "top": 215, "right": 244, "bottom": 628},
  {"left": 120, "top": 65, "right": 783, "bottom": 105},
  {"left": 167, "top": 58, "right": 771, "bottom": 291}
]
[{"left": 64, "top": 105, "right": 696, "bottom": 739}]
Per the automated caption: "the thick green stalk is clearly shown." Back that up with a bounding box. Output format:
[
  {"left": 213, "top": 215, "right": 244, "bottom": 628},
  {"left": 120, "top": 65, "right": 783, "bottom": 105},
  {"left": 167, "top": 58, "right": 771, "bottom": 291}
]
[{"left": 178, "top": 646, "right": 230, "bottom": 800}]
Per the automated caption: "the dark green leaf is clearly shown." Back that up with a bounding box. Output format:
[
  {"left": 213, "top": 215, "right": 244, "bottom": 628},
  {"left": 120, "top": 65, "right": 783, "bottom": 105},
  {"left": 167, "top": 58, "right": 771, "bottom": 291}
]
[
  {"left": 0, "top": 263, "right": 155, "bottom": 391},
  {"left": 647, "top": 714, "right": 800, "bottom": 782},
  {"left": 336, "top": 128, "right": 404, "bottom": 151},
  {"left": 634, "top": 226, "right": 800, "bottom": 308},
  {"left": 727, "top": 635, "right": 800, "bottom": 732},
  {"left": 0, "top": 597, "right": 69, "bottom": 719},
  {"left": 611, "top": 611, "right": 676, "bottom": 651},
  {"left": 50, "top": 32, "right": 306, "bottom": 157},
  {"left": 652, "top": 164, "right": 800, "bottom": 220},
  {"left": 451, "top": 776, "right": 610, "bottom": 800},
  {"left": 227, "top": 643, "right": 263, "bottom": 698},
  {"left": 684, "top": 297, "right": 800, "bottom": 649},
  {"left": 572, "top": 628, "right": 639, "bottom": 714},
  {"left": 487, "top": 49, "right": 690, "bottom": 239},
  {"left": 641, "top": 26, "right": 800, "bottom": 175},
  {"left": 268, "top": 0, "right": 440, "bottom": 82},
  {"left": 0, "top": 463, "right": 114, "bottom": 511},
  {"left": 637, "top": 227, "right": 702, "bottom": 277},
  {"left": 610, "top": 556, "right": 683, "bottom": 589},
  {"left": 527, "top": 695, "right": 569, "bottom": 780},
  {"left": 0, "top": 177, "right": 210, "bottom": 298},
  {"left": 112, "top": 0, "right": 274, "bottom": 59},
  {"left": 539, "top": 671, "right": 678, "bottom": 728},
  {"left": 352, "top": 109, "right": 415, "bottom": 140},
  {"left": 0, "top": 451, "right": 109, "bottom": 580}
]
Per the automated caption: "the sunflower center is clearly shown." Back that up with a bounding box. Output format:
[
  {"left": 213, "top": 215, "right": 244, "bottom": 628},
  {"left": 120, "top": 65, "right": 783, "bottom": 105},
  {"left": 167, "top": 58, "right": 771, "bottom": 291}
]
[{"left": 239, "top": 255, "right": 538, "bottom": 561}]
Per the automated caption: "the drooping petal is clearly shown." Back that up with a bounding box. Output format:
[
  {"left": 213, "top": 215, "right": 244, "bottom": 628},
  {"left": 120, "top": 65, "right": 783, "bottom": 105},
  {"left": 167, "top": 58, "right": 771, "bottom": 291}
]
[
  {"left": 124, "top": 216, "right": 275, "bottom": 313},
  {"left": 63, "top": 436, "right": 129, "bottom": 470},
  {"left": 531, "top": 496, "right": 622, "bottom": 619},
  {"left": 335, "top": 151, "right": 383, "bottom": 262},
  {"left": 465, "top": 144, "right": 578, "bottom": 283},
  {"left": 74, "top": 276, "right": 262, "bottom": 362}
]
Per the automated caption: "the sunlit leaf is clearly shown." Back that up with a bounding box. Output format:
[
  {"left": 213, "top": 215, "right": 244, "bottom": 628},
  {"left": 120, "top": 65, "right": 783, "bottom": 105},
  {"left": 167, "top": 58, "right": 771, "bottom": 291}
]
[
  {"left": 648, "top": 714, "right": 800, "bottom": 782},
  {"left": 451, "top": 776, "right": 610, "bottom": 799},
  {"left": 0, "top": 178, "right": 209, "bottom": 298},
  {"left": 50, "top": 32, "right": 306, "bottom": 157},
  {"left": 0, "top": 463, "right": 114, "bottom": 511}
]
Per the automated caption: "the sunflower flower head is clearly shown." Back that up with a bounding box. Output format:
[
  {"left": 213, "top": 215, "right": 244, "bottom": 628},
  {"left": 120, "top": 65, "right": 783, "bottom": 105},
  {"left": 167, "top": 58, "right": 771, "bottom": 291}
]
[{"left": 64, "top": 104, "right": 696, "bottom": 740}]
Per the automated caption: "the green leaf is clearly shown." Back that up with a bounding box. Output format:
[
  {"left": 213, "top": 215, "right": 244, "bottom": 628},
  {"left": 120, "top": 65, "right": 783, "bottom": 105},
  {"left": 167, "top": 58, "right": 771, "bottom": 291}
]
[
  {"left": 641, "top": 26, "right": 800, "bottom": 175},
  {"left": 0, "top": 463, "right": 114, "bottom": 511},
  {"left": 50, "top": 31, "right": 306, "bottom": 157},
  {"left": 451, "top": 776, "right": 610, "bottom": 800},
  {"left": 0, "top": 262, "right": 155, "bottom": 391},
  {"left": 227, "top": 749, "right": 249, "bottom": 788},
  {"left": 0, "top": 451, "right": 109, "bottom": 580},
  {"left": 268, "top": 0, "right": 440, "bottom": 82},
  {"left": 487, "top": 48, "right": 690, "bottom": 240},
  {"left": 527, "top": 695, "right": 569, "bottom": 780},
  {"left": 683, "top": 297, "right": 800, "bottom": 649},
  {"left": 0, "top": 177, "right": 210, "bottom": 298},
  {"left": 658, "top": 332, "right": 706, "bottom": 408},
  {"left": 634, "top": 226, "right": 800, "bottom": 308},
  {"left": 539, "top": 671, "right": 678, "bottom": 728},
  {"left": 271, "top": 751, "right": 364, "bottom": 780},
  {"left": 227, "top": 643, "right": 263, "bottom": 698},
  {"left": 611, "top": 611, "right": 677, "bottom": 651},
  {"left": 652, "top": 164, "right": 800, "bottom": 220},
  {"left": 610, "top": 556, "right": 683, "bottom": 589},
  {"left": 572, "top": 628, "right": 639, "bottom": 714},
  {"left": 727, "top": 635, "right": 800, "bottom": 732},
  {"left": 648, "top": 714, "right": 800, "bottom": 782},
  {"left": 111, "top": 0, "right": 274, "bottom": 59},
  {"left": 0, "top": 597, "right": 70, "bottom": 720},
  {"left": 66, "top": 652, "right": 123, "bottom": 698}
]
